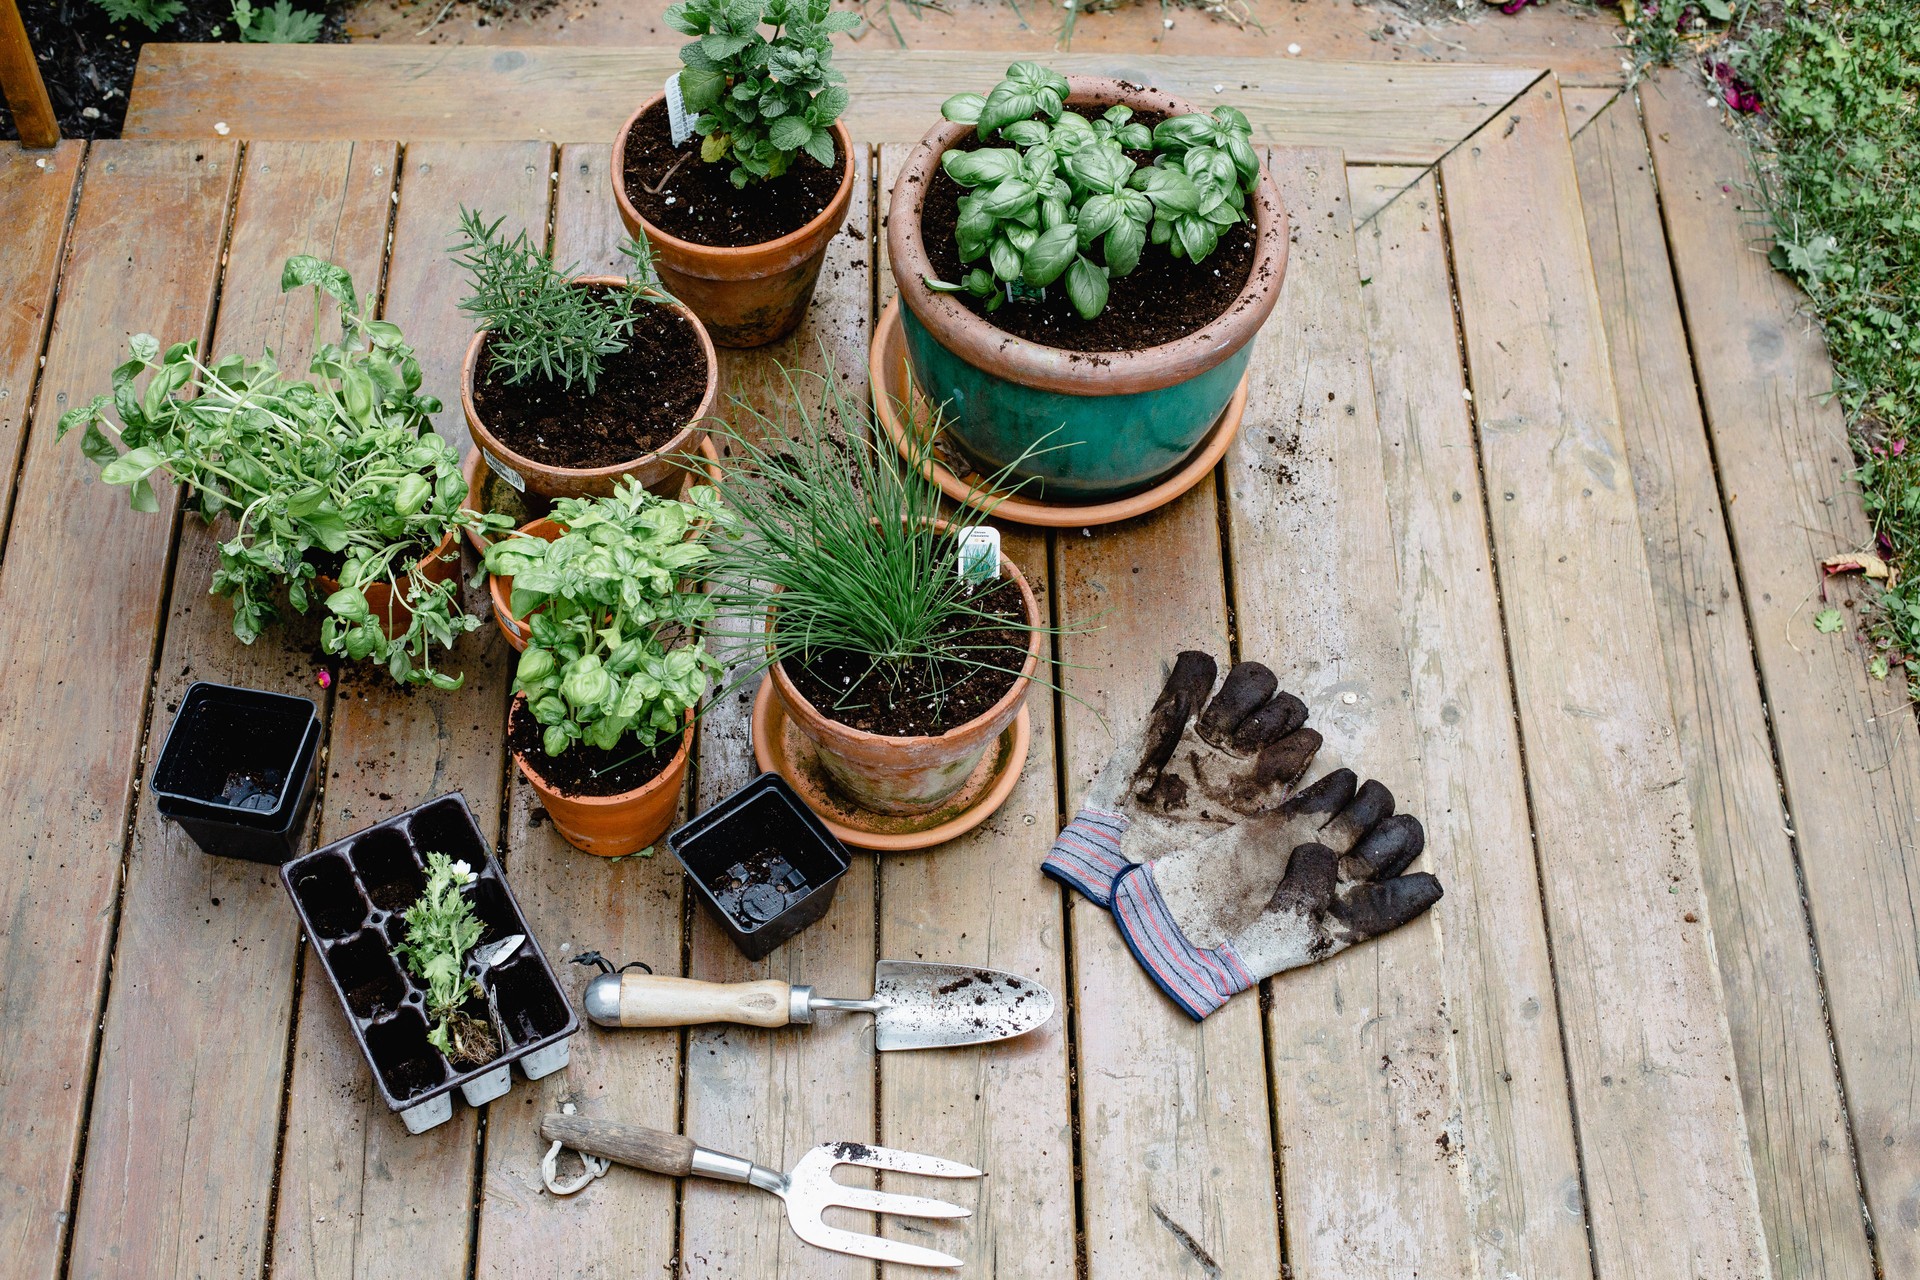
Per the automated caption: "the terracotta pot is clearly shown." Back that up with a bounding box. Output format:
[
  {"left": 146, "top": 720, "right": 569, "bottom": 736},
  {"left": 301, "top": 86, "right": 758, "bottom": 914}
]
[
  {"left": 768, "top": 544, "right": 1043, "bottom": 816},
  {"left": 314, "top": 527, "right": 461, "bottom": 639},
  {"left": 513, "top": 698, "right": 693, "bottom": 857},
  {"left": 460, "top": 434, "right": 723, "bottom": 556},
  {"left": 885, "top": 76, "right": 1290, "bottom": 499},
  {"left": 613, "top": 97, "right": 855, "bottom": 348},
  {"left": 461, "top": 276, "right": 719, "bottom": 503},
  {"left": 487, "top": 518, "right": 563, "bottom": 651}
]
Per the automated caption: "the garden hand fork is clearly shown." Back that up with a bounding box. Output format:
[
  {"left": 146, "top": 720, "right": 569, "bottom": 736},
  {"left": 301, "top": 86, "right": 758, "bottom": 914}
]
[{"left": 539, "top": 1113, "right": 981, "bottom": 1269}]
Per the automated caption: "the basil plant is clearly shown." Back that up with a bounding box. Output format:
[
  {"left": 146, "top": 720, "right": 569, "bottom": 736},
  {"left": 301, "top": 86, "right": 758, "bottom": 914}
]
[
  {"left": 926, "top": 61, "right": 1261, "bottom": 321},
  {"left": 485, "top": 478, "right": 719, "bottom": 758},
  {"left": 58, "top": 257, "right": 511, "bottom": 688}
]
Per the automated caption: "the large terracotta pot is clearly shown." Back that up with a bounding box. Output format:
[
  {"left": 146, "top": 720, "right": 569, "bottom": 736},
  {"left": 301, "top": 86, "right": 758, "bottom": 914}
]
[
  {"left": 514, "top": 698, "right": 693, "bottom": 857},
  {"left": 613, "top": 97, "right": 855, "bottom": 348},
  {"left": 885, "top": 76, "right": 1290, "bottom": 499},
  {"left": 487, "top": 518, "right": 563, "bottom": 652},
  {"left": 461, "top": 275, "right": 718, "bottom": 502},
  {"left": 314, "top": 527, "right": 461, "bottom": 639},
  {"left": 768, "top": 546, "right": 1043, "bottom": 816}
]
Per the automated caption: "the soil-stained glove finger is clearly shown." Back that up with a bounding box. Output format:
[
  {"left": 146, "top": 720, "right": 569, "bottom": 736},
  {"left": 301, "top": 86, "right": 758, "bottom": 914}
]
[
  {"left": 1127, "top": 650, "right": 1217, "bottom": 800},
  {"left": 1320, "top": 779, "right": 1394, "bottom": 854},
  {"left": 1196, "top": 662, "right": 1277, "bottom": 749},
  {"left": 1229, "top": 691, "right": 1308, "bottom": 754},
  {"left": 1341, "top": 814, "right": 1426, "bottom": 882},
  {"left": 1334, "top": 872, "right": 1444, "bottom": 941},
  {"left": 1283, "top": 768, "right": 1356, "bottom": 823},
  {"left": 1230, "top": 728, "right": 1322, "bottom": 812},
  {"left": 1267, "top": 842, "right": 1339, "bottom": 915}
]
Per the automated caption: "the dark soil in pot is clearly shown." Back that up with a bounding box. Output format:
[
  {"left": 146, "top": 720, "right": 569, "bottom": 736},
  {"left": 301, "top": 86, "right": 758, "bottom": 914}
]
[
  {"left": 508, "top": 696, "right": 682, "bottom": 797},
  {"left": 621, "top": 97, "right": 846, "bottom": 248},
  {"left": 917, "top": 107, "right": 1257, "bottom": 353},
  {"left": 472, "top": 294, "right": 707, "bottom": 470},
  {"left": 704, "top": 847, "right": 820, "bottom": 932},
  {"left": 782, "top": 574, "right": 1029, "bottom": 736}
]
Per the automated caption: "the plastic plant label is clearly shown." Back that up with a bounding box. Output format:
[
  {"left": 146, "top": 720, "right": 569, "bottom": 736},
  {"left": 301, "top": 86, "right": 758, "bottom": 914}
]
[
  {"left": 1006, "top": 280, "right": 1046, "bottom": 305},
  {"left": 484, "top": 450, "right": 527, "bottom": 493},
  {"left": 665, "top": 74, "right": 701, "bottom": 147},
  {"left": 957, "top": 526, "right": 1001, "bottom": 585}
]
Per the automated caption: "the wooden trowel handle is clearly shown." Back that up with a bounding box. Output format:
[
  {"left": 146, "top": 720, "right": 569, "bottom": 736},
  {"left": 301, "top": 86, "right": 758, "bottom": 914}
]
[
  {"left": 597, "top": 972, "right": 796, "bottom": 1028},
  {"left": 539, "top": 1114, "right": 694, "bottom": 1176}
]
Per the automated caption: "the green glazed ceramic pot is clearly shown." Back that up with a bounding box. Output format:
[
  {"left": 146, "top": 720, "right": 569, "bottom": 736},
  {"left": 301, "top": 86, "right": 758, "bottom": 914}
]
[{"left": 886, "top": 75, "right": 1289, "bottom": 501}]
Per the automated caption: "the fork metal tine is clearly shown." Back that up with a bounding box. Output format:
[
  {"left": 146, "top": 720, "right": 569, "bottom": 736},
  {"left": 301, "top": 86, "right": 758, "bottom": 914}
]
[
  {"left": 826, "top": 1143, "right": 985, "bottom": 1179},
  {"left": 822, "top": 1184, "right": 972, "bottom": 1220},
  {"left": 787, "top": 1218, "right": 965, "bottom": 1270}
]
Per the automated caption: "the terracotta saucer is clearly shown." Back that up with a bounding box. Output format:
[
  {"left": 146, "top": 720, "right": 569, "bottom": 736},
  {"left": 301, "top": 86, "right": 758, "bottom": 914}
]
[
  {"left": 868, "top": 297, "right": 1249, "bottom": 528},
  {"left": 750, "top": 675, "right": 1031, "bottom": 853},
  {"left": 460, "top": 434, "right": 722, "bottom": 555}
]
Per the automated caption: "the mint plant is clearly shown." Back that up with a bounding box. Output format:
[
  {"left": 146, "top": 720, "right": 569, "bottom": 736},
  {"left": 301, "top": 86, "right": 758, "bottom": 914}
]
[
  {"left": 453, "top": 209, "right": 678, "bottom": 396},
  {"left": 58, "top": 257, "right": 511, "bottom": 688},
  {"left": 485, "top": 478, "right": 718, "bottom": 760},
  {"left": 667, "top": 0, "right": 857, "bottom": 188},
  {"left": 926, "top": 62, "right": 1260, "bottom": 321},
  {"left": 393, "top": 852, "right": 496, "bottom": 1066}
]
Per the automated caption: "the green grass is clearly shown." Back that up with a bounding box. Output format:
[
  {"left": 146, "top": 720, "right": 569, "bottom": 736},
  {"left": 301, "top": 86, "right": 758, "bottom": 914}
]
[{"left": 1621, "top": 0, "right": 1920, "bottom": 695}]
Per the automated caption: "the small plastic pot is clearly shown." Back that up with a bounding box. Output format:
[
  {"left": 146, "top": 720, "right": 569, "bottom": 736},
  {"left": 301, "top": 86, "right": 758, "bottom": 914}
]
[
  {"left": 460, "top": 275, "right": 718, "bottom": 503},
  {"left": 512, "top": 699, "right": 693, "bottom": 857},
  {"left": 279, "top": 793, "right": 579, "bottom": 1134},
  {"left": 487, "top": 518, "right": 563, "bottom": 651},
  {"left": 313, "top": 528, "right": 462, "bottom": 640},
  {"left": 613, "top": 97, "right": 855, "bottom": 348},
  {"left": 669, "top": 772, "right": 852, "bottom": 961},
  {"left": 151, "top": 682, "right": 321, "bottom": 864}
]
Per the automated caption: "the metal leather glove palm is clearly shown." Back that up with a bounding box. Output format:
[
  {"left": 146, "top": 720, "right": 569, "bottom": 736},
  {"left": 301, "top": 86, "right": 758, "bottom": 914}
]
[{"left": 1044, "top": 651, "right": 1443, "bottom": 1019}]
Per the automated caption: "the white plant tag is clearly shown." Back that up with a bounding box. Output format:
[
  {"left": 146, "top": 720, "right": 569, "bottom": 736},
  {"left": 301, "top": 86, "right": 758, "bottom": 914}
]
[
  {"left": 484, "top": 450, "right": 526, "bottom": 493},
  {"left": 958, "top": 526, "right": 1001, "bottom": 585},
  {"left": 665, "top": 73, "right": 701, "bottom": 147}
]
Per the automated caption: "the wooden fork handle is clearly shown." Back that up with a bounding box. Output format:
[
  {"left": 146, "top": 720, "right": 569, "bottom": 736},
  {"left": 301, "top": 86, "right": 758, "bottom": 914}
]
[{"left": 539, "top": 1115, "right": 694, "bottom": 1177}]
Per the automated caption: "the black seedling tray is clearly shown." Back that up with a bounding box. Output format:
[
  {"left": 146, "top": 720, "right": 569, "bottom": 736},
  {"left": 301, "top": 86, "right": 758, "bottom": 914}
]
[
  {"left": 280, "top": 793, "right": 578, "bottom": 1129},
  {"left": 151, "top": 682, "right": 320, "bottom": 864},
  {"left": 669, "top": 773, "right": 852, "bottom": 961}
]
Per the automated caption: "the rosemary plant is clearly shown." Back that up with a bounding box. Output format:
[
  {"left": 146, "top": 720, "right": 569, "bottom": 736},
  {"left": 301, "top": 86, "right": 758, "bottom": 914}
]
[{"left": 452, "top": 208, "right": 677, "bottom": 396}]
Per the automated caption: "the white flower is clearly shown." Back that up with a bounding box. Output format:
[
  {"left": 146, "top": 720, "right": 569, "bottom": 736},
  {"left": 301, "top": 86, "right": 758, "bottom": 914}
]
[{"left": 451, "top": 859, "right": 474, "bottom": 882}]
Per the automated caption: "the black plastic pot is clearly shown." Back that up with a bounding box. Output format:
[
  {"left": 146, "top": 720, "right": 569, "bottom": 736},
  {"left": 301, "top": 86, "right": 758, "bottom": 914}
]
[
  {"left": 669, "top": 772, "right": 852, "bottom": 961},
  {"left": 151, "top": 682, "right": 320, "bottom": 863},
  {"left": 280, "top": 793, "right": 578, "bottom": 1134}
]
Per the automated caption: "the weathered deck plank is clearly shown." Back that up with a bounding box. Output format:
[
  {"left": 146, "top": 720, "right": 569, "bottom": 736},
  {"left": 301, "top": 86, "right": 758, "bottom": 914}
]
[
  {"left": 0, "top": 141, "right": 81, "bottom": 546},
  {"left": 269, "top": 141, "right": 548, "bottom": 1280},
  {"left": 1441, "top": 77, "right": 1771, "bottom": 1279},
  {"left": 678, "top": 147, "right": 878, "bottom": 1280},
  {"left": 1357, "top": 171, "right": 1593, "bottom": 1279},
  {"left": 872, "top": 143, "right": 1077, "bottom": 1277},
  {"left": 1223, "top": 146, "right": 1476, "bottom": 1278},
  {"left": 0, "top": 139, "right": 236, "bottom": 1280},
  {"left": 67, "top": 139, "right": 398, "bottom": 1280},
  {"left": 124, "top": 46, "right": 1543, "bottom": 166},
  {"left": 1574, "top": 96, "right": 1875, "bottom": 1280},
  {"left": 1644, "top": 75, "right": 1920, "bottom": 1280},
  {"left": 471, "top": 140, "right": 686, "bottom": 1280}
]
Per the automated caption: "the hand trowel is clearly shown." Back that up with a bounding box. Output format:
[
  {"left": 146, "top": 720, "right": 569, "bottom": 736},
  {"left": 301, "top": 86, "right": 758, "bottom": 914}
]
[{"left": 583, "top": 960, "right": 1053, "bottom": 1050}]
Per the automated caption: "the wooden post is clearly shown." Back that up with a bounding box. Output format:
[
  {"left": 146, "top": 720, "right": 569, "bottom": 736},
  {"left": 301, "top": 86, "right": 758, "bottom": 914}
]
[{"left": 0, "top": 0, "right": 56, "bottom": 148}]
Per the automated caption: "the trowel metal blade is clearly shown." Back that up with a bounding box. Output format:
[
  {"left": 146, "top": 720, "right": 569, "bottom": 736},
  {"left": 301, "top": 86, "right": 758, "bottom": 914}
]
[{"left": 870, "top": 960, "right": 1054, "bottom": 1052}]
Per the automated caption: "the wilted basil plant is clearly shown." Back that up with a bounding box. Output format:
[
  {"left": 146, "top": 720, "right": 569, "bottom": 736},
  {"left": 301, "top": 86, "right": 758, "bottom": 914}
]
[{"left": 926, "top": 62, "right": 1261, "bottom": 320}]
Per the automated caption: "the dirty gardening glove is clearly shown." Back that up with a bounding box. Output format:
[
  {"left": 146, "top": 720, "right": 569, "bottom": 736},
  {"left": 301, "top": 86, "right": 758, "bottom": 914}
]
[{"left": 1044, "top": 652, "right": 1443, "bottom": 1019}]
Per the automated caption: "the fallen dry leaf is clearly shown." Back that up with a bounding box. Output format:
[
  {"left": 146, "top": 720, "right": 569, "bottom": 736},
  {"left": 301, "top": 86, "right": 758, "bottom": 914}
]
[{"left": 1821, "top": 552, "right": 1891, "bottom": 580}]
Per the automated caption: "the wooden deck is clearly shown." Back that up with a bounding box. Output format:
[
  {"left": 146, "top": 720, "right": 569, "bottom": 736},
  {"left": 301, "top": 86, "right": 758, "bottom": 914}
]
[{"left": 2, "top": 61, "right": 1915, "bottom": 1280}]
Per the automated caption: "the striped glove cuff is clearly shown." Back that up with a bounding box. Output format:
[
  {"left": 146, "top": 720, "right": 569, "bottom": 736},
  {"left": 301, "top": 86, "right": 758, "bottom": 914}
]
[{"left": 1041, "top": 808, "right": 1131, "bottom": 908}]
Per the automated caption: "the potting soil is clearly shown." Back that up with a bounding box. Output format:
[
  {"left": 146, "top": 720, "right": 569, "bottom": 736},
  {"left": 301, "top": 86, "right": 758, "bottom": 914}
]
[{"left": 621, "top": 97, "right": 845, "bottom": 248}]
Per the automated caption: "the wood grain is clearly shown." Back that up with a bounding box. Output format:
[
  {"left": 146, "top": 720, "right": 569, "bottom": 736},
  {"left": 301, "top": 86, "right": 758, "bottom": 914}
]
[
  {"left": 871, "top": 142, "right": 1076, "bottom": 1278},
  {"left": 125, "top": 46, "right": 1543, "bottom": 166},
  {"left": 1356, "top": 170, "right": 1592, "bottom": 1279},
  {"left": 472, "top": 140, "right": 685, "bottom": 1280},
  {"left": 1644, "top": 74, "right": 1920, "bottom": 1280},
  {"left": 1573, "top": 97, "right": 1874, "bottom": 1280},
  {"left": 0, "top": 140, "right": 79, "bottom": 544},
  {"left": 66, "top": 140, "right": 397, "bottom": 1280},
  {"left": 269, "top": 142, "right": 548, "bottom": 1280},
  {"left": 1346, "top": 163, "right": 1426, "bottom": 225},
  {"left": 1441, "top": 78, "right": 1771, "bottom": 1279},
  {"left": 0, "top": 138, "right": 236, "bottom": 1280},
  {"left": 1561, "top": 87, "right": 1619, "bottom": 137},
  {"left": 678, "top": 146, "right": 878, "bottom": 1280}
]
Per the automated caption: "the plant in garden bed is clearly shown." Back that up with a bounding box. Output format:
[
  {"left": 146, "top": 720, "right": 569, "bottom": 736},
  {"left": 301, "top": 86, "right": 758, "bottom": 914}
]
[
  {"left": 486, "top": 479, "right": 719, "bottom": 854},
  {"left": 60, "top": 257, "right": 510, "bottom": 687},
  {"left": 393, "top": 851, "right": 497, "bottom": 1067},
  {"left": 455, "top": 209, "right": 717, "bottom": 500},
  {"left": 613, "top": 0, "right": 860, "bottom": 346}
]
